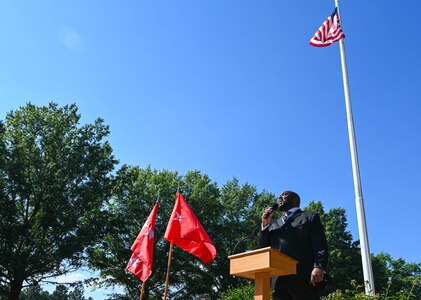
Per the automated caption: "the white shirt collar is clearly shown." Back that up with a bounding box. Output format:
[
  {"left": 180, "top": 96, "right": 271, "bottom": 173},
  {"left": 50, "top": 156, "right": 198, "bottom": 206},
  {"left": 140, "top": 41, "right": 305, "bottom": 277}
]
[
  {"left": 287, "top": 207, "right": 300, "bottom": 214},
  {"left": 285, "top": 207, "right": 300, "bottom": 218}
]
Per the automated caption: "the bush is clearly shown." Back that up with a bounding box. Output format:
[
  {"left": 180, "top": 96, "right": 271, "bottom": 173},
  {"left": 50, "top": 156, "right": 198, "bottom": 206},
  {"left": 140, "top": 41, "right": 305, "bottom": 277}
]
[
  {"left": 218, "top": 284, "right": 254, "bottom": 300},
  {"left": 322, "top": 279, "right": 420, "bottom": 300},
  {"left": 219, "top": 278, "right": 420, "bottom": 300}
]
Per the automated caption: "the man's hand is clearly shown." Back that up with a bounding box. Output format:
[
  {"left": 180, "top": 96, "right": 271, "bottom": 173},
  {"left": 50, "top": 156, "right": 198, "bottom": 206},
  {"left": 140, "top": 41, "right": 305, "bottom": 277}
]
[
  {"left": 310, "top": 268, "right": 325, "bottom": 286},
  {"left": 261, "top": 208, "right": 274, "bottom": 227}
]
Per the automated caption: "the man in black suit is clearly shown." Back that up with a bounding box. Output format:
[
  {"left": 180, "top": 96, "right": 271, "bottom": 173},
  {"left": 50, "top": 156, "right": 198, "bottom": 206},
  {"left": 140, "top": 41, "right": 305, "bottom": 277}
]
[{"left": 258, "top": 190, "right": 329, "bottom": 300}]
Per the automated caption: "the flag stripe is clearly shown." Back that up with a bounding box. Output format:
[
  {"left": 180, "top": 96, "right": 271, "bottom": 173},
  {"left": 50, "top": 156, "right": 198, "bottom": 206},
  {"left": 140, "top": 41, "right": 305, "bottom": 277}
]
[{"left": 309, "top": 8, "right": 345, "bottom": 47}]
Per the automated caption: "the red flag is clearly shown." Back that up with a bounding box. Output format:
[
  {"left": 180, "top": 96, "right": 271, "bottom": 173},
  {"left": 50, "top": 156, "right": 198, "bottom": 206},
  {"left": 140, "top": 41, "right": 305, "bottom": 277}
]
[
  {"left": 126, "top": 201, "right": 158, "bottom": 282},
  {"left": 309, "top": 8, "right": 345, "bottom": 47},
  {"left": 164, "top": 192, "right": 216, "bottom": 264}
]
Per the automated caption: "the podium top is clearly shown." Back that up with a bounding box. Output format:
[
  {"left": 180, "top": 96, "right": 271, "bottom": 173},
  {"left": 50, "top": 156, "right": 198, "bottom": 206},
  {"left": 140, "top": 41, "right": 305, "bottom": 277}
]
[
  {"left": 228, "top": 247, "right": 296, "bottom": 262},
  {"left": 228, "top": 247, "right": 297, "bottom": 279}
]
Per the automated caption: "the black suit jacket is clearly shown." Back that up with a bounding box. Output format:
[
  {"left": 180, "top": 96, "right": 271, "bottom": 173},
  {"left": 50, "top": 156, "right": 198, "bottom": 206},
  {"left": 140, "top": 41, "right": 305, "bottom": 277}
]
[{"left": 258, "top": 209, "right": 328, "bottom": 282}]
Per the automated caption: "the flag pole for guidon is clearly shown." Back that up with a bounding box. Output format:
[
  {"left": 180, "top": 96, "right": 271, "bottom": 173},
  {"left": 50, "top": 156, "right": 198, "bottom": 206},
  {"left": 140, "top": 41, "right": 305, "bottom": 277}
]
[
  {"left": 163, "top": 243, "right": 174, "bottom": 300},
  {"left": 139, "top": 281, "right": 145, "bottom": 300}
]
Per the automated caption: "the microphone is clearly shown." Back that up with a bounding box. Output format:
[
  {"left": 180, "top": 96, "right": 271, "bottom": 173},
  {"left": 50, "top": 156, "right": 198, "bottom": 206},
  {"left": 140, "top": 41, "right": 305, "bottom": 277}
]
[
  {"left": 231, "top": 228, "right": 260, "bottom": 255},
  {"left": 263, "top": 203, "right": 279, "bottom": 219}
]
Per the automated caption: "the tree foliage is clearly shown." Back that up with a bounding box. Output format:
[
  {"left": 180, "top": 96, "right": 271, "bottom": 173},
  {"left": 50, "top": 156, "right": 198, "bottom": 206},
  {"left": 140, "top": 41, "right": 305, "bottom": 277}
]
[
  {"left": 89, "top": 167, "right": 421, "bottom": 299},
  {"left": 0, "top": 103, "right": 117, "bottom": 300},
  {"left": 220, "top": 201, "right": 421, "bottom": 299},
  {"left": 304, "top": 201, "right": 363, "bottom": 293},
  {"left": 19, "top": 283, "right": 93, "bottom": 300},
  {"left": 304, "top": 201, "right": 421, "bottom": 298},
  {"left": 218, "top": 284, "right": 254, "bottom": 300},
  {"left": 371, "top": 252, "right": 421, "bottom": 297},
  {"left": 1, "top": 103, "right": 420, "bottom": 300},
  {"left": 88, "top": 166, "right": 269, "bottom": 299}
]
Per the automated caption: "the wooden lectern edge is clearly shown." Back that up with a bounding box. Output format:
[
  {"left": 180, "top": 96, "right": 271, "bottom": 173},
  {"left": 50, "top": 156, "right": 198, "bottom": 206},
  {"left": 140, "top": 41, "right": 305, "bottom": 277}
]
[
  {"left": 231, "top": 268, "right": 295, "bottom": 280},
  {"left": 228, "top": 247, "right": 298, "bottom": 264},
  {"left": 228, "top": 247, "right": 298, "bottom": 279},
  {"left": 228, "top": 247, "right": 297, "bottom": 300}
]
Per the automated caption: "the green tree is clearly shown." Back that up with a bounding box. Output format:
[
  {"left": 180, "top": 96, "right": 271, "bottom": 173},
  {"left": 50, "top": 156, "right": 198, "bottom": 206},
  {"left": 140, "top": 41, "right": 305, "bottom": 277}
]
[
  {"left": 49, "top": 285, "right": 70, "bottom": 300},
  {"left": 371, "top": 252, "right": 421, "bottom": 297},
  {"left": 49, "top": 284, "right": 93, "bottom": 300},
  {"left": 18, "top": 285, "right": 50, "bottom": 300},
  {"left": 88, "top": 166, "right": 264, "bottom": 299},
  {"left": 304, "top": 201, "right": 421, "bottom": 298},
  {"left": 304, "top": 202, "right": 364, "bottom": 294},
  {"left": 19, "top": 284, "right": 94, "bottom": 300},
  {"left": 218, "top": 284, "right": 254, "bottom": 300},
  {"left": 212, "top": 178, "right": 273, "bottom": 296},
  {"left": 0, "top": 103, "right": 117, "bottom": 300},
  {"left": 88, "top": 166, "right": 182, "bottom": 300},
  {"left": 86, "top": 165, "right": 420, "bottom": 299},
  {"left": 67, "top": 283, "right": 94, "bottom": 300}
]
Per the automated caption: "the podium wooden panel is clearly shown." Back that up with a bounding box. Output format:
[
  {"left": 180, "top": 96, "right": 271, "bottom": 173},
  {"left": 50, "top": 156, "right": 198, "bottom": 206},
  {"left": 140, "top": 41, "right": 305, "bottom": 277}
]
[{"left": 228, "top": 247, "right": 297, "bottom": 300}]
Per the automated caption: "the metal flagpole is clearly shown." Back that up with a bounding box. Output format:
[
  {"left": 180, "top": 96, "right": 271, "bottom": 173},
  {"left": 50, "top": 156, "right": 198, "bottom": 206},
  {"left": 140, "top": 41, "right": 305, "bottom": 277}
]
[{"left": 335, "top": 0, "right": 375, "bottom": 295}]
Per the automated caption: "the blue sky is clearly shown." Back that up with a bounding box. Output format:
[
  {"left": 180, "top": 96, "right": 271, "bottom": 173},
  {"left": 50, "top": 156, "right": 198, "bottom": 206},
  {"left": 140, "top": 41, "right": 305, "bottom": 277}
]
[{"left": 1, "top": 0, "right": 420, "bottom": 298}]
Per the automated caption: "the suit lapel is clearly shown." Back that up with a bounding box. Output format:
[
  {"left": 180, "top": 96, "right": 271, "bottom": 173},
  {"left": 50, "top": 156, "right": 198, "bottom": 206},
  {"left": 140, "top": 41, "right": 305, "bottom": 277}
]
[
  {"left": 282, "top": 209, "right": 302, "bottom": 226},
  {"left": 270, "top": 209, "right": 303, "bottom": 231},
  {"left": 289, "top": 209, "right": 302, "bottom": 221}
]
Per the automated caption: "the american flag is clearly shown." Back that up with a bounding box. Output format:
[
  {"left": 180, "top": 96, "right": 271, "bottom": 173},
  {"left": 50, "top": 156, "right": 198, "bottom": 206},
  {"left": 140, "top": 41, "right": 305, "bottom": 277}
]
[{"left": 309, "top": 8, "right": 345, "bottom": 47}]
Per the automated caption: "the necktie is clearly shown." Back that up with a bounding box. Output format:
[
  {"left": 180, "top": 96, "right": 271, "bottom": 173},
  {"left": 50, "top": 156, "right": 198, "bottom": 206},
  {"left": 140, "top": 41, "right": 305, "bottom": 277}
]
[{"left": 282, "top": 211, "right": 293, "bottom": 223}]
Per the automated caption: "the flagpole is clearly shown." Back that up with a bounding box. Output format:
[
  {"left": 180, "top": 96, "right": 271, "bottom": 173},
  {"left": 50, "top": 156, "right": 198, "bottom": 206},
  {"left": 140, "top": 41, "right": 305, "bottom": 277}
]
[
  {"left": 335, "top": 0, "right": 375, "bottom": 295},
  {"left": 163, "top": 243, "right": 174, "bottom": 300},
  {"left": 140, "top": 281, "right": 145, "bottom": 300}
]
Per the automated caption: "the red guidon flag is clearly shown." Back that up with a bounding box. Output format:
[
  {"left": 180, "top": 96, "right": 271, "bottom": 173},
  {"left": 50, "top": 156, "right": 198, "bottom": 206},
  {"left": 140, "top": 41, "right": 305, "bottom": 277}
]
[
  {"left": 164, "top": 192, "right": 216, "bottom": 264},
  {"left": 126, "top": 201, "right": 158, "bottom": 282},
  {"left": 309, "top": 8, "right": 345, "bottom": 47}
]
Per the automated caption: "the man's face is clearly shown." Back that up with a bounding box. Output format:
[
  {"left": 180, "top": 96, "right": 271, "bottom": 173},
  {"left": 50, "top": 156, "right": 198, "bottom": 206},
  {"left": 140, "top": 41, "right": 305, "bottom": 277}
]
[{"left": 277, "top": 191, "right": 298, "bottom": 212}]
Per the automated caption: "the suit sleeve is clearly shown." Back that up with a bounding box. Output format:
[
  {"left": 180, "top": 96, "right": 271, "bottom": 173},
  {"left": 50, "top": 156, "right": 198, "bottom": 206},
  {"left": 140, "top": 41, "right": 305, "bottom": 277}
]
[
  {"left": 310, "top": 213, "right": 329, "bottom": 270},
  {"left": 258, "top": 226, "right": 271, "bottom": 248}
]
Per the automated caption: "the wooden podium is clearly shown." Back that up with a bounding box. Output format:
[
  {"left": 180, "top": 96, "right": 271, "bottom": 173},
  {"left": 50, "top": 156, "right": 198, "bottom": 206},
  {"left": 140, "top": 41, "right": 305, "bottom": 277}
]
[{"left": 228, "top": 247, "right": 297, "bottom": 300}]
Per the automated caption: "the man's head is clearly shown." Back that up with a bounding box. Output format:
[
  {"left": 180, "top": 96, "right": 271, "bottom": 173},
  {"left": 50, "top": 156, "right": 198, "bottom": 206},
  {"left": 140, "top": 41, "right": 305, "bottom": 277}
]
[{"left": 277, "top": 190, "right": 300, "bottom": 212}]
